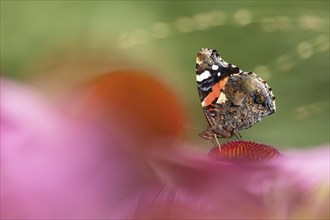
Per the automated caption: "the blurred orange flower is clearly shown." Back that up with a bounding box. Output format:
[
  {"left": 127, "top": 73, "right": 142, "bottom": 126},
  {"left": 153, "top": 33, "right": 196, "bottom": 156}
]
[{"left": 71, "top": 69, "right": 186, "bottom": 150}]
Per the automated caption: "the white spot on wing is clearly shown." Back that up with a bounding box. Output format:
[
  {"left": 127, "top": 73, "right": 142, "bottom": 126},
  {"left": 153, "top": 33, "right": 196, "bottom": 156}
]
[
  {"left": 217, "top": 72, "right": 221, "bottom": 76},
  {"left": 196, "top": 70, "right": 211, "bottom": 82},
  {"left": 216, "top": 91, "right": 227, "bottom": 104},
  {"left": 212, "top": 65, "right": 219, "bottom": 70}
]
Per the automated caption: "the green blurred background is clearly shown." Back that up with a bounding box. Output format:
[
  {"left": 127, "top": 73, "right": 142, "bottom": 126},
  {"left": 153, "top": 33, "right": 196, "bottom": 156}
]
[{"left": 1, "top": 1, "right": 329, "bottom": 149}]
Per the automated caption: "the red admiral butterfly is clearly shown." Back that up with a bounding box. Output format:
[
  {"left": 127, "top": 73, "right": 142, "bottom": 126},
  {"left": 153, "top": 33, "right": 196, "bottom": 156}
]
[{"left": 196, "top": 48, "right": 276, "bottom": 141}]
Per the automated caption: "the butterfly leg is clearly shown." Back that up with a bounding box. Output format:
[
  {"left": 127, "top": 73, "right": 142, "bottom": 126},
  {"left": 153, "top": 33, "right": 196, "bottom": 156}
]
[
  {"left": 199, "top": 128, "right": 222, "bottom": 148},
  {"left": 213, "top": 134, "right": 221, "bottom": 149},
  {"left": 233, "top": 128, "right": 243, "bottom": 140}
]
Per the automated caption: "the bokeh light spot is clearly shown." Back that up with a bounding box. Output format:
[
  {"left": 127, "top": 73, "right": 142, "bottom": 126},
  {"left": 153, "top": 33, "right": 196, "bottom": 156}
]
[
  {"left": 294, "top": 102, "right": 328, "bottom": 120},
  {"left": 276, "top": 16, "right": 292, "bottom": 31},
  {"left": 299, "top": 15, "right": 322, "bottom": 31},
  {"left": 150, "top": 22, "right": 170, "bottom": 39},
  {"left": 118, "top": 33, "right": 137, "bottom": 49},
  {"left": 254, "top": 65, "right": 272, "bottom": 80},
  {"left": 176, "top": 17, "right": 195, "bottom": 33},
  {"left": 234, "top": 9, "right": 252, "bottom": 26},
  {"left": 297, "top": 41, "right": 314, "bottom": 59},
  {"left": 261, "top": 17, "right": 276, "bottom": 32},
  {"left": 209, "top": 10, "right": 227, "bottom": 26},
  {"left": 314, "top": 34, "right": 329, "bottom": 52},
  {"left": 276, "top": 55, "right": 294, "bottom": 72},
  {"left": 132, "top": 29, "right": 149, "bottom": 45},
  {"left": 194, "top": 12, "right": 213, "bottom": 31}
]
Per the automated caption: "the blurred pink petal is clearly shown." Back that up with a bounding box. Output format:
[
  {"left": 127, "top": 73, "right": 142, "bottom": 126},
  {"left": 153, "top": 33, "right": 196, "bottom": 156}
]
[
  {"left": 114, "top": 146, "right": 329, "bottom": 219},
  {"left": 0, "top": 78, "right": 158, "bottom": 218},
  {"left": 1, "top": 76, "right": 329, "bottom": 219}
]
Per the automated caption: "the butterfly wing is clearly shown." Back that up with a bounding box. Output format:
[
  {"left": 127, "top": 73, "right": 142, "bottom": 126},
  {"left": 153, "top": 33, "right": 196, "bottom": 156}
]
[
  {"left": 196, "top": 48, "right": 276, "bottom": 140},
  {"left": 223, "top": 71, "right": 276, "bottom": 130},
  {"left": 196, "top": 48, "right": 241, "bottom": 127}
]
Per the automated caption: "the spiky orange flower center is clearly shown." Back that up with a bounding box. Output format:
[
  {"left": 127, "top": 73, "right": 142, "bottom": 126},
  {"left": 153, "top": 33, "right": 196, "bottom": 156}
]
[{"left": 209, "top": 140, "right": 282, "bottom": 161}]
